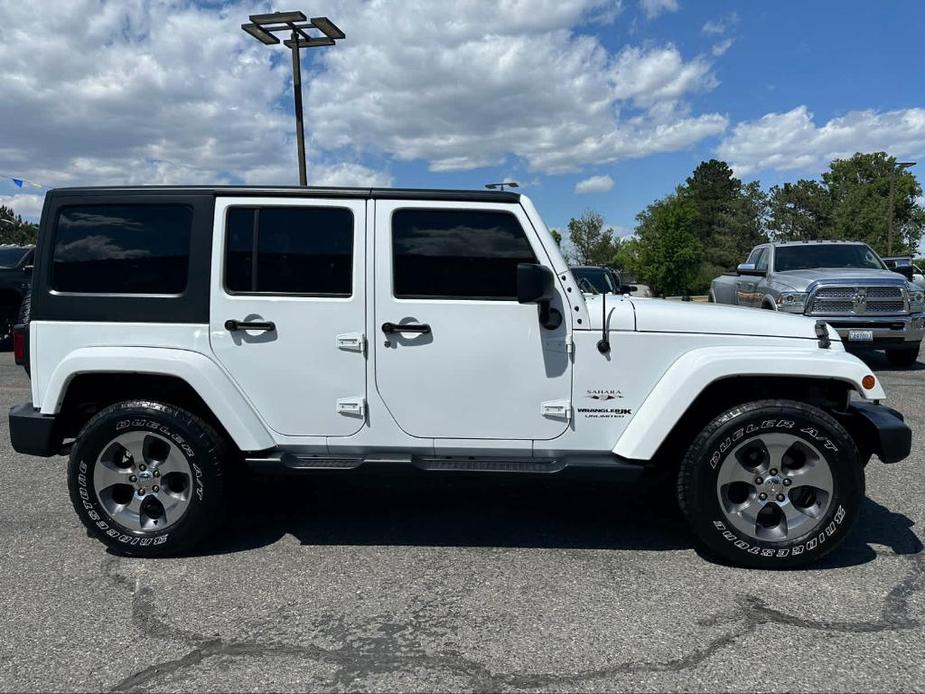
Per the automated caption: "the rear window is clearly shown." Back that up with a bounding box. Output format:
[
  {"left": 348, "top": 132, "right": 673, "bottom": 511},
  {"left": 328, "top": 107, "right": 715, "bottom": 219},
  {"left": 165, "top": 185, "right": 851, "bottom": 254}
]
[{"left": 52, "top": 205, "right": 192, "bottom": 294}]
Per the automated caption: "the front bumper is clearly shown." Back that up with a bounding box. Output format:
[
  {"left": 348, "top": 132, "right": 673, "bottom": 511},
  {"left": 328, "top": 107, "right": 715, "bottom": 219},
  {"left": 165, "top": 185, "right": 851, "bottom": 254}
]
[
  {"left": 818, "top": 312, "right": 924, "bottom": 348},
  {"left": 840, "top": 402, "right": 912, "bottom": 464},
  {"left": 9, "top": 402, "right": 61, "bottom": 457}
]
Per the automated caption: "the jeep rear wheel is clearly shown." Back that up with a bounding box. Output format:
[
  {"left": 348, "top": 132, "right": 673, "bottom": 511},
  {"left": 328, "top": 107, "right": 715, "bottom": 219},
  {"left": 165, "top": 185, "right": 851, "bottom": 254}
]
[
  {"left": 68, "top": 400, "right": 230, "bottom": 557},
  {"left": 678, "top": 399, "right": 864, "bottom": 569}
]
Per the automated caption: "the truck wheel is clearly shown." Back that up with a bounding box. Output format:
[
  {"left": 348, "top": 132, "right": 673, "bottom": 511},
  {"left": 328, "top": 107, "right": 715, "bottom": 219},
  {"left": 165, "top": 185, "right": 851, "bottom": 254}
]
[
  {"left": 677, "top": 400, "right": 863, "bottom": 569},
  {"left": 0, "top": 301, "right": 19, "bottom": 349},
  {"left": 68, "top": 400, "right": 229, "bottom": 557},
  {"left": 885, "top": 346, "right": 920, "bottom": 368}
]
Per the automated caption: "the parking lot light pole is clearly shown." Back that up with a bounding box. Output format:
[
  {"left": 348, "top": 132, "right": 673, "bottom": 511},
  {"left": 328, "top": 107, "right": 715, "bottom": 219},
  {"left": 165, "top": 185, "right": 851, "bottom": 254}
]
[
  {"left": 241, "top": 11, "right": 345, "bottom": 186},
  {"left": 887, "top": 161, "right": 916, "bottom": 256}
]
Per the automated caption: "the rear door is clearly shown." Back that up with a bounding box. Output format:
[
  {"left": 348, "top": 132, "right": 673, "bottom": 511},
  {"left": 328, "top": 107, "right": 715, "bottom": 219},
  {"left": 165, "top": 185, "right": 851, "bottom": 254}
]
[
  {"left": 373, "top": 200, "right": 572, "bottom": 441},
  {"left": 209, "top": 197, "right": 367, "bottom": 437}
]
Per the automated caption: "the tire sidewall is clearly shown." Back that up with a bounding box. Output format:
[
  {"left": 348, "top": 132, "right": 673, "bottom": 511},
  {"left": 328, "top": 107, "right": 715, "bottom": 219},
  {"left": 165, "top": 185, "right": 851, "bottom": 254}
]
[
  {"left": 686, "top": 403, "right": 863, "bottom": 568},
  {"left": 68, "top": 402, "right": 223, "bottom": 555}
]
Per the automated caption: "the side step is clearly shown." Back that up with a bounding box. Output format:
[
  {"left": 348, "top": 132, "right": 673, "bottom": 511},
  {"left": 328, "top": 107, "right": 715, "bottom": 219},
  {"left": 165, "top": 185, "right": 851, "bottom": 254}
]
[{"left": 244, "top": 453, "right": 644, "bottom": 477}]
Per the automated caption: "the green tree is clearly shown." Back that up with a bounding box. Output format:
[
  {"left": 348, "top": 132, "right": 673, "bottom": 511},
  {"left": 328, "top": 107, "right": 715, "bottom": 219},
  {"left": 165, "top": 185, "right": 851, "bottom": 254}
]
[
  {"left": 0, "top": 205, "right": 38, "bottom": 245},
  {"left": 566, "top": 210, "right": 619, "bottom": 265},
  {"left": 683, "top": 159, "right": 768, "bottom": 283},
  {"left": 550, "top": 228, "right": 562, "bottom": 246},
  {"left": 822, "top": 152, "right": 924, "bottom": 255},
  {"left": 767, "top": 179, "right": 833, "bottom": 242},
  {"left": 634, "top": 193, "right": 703, "bottom": 296}
]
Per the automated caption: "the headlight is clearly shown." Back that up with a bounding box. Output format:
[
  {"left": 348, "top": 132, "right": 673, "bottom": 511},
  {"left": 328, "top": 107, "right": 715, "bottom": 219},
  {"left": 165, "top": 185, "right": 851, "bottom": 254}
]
[
  {"left": 776, "top": 292, "right": 807, "bottom": 312},
  {"left": 911, "top": 290, "right": 925, "bottom": 311}
]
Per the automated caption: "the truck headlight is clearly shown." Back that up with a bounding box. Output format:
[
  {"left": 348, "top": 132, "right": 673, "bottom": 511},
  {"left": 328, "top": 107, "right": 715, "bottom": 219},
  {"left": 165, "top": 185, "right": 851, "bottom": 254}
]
[
  {"left": 911, "top": 290, "right": 925, "bottom": 311},
  {"left": 776, "top": 292, "right": 807, "bottom": 312}
]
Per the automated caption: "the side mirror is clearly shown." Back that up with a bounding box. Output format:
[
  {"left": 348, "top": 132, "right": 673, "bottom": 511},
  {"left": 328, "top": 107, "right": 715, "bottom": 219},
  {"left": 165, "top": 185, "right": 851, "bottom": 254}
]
[
  {"left": 737, "top": 263, "right": 763, "bottom": 276},
  {"left": 517, "top": 263, "right": 561, "bottom": 330}
]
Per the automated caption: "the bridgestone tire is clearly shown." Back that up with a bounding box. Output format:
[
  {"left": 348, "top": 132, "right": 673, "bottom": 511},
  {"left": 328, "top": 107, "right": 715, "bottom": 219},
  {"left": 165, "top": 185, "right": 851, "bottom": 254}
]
[
  {"left": 677, "top": 399, "right": 864, "bottom": 569},
  {"left": 886, "top": 346, "right": 920, "bottom": 368},
  {"left": 68, "top": 400, "right": 229, "bottom": 557}
]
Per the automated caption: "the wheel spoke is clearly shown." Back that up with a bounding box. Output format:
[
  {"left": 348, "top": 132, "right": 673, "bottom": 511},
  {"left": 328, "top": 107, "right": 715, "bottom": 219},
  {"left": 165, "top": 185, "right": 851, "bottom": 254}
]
[
  {"left": 153, "top": 445, "right": 190, "bottom": 477},
  {"left": 718, "top": 459, "right": 760, "bottom": 487},
  {"left": 786, "top": 457, "right": 833, "bottom": 493},
  {"left": 93, "top": 460, "right": 133, "bottom": 493}
]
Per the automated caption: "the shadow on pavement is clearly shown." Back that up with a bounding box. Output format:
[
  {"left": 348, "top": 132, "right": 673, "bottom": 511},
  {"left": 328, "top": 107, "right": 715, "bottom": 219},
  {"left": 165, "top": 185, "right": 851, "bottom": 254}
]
[
  {"left": 194, "top": 473, "right": 921, "bottom": 569},
  {"left": 852, "top": 349, "right": 924, "bottom": 372}
]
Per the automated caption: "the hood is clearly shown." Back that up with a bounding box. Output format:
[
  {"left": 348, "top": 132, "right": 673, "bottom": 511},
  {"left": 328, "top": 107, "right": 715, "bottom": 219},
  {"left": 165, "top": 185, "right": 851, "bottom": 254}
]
[
  {"left": 775, "top": 268, "right": 908, "bottom": 289},
  {"left": 630, "top": 298, "right": 819, "bottom": 339}
]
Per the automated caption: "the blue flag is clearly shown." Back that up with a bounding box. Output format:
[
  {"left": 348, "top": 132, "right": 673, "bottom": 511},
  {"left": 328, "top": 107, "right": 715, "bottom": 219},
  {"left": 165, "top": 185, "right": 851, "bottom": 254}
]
[{"left": 11, "top": 178, "right": 23, "bottom": 188}]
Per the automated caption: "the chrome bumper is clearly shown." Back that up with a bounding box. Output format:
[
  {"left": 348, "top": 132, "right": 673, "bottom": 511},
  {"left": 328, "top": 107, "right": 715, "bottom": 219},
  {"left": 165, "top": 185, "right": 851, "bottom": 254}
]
[{"left": 818, "top": 312, "right": 925, "bottom": 347}]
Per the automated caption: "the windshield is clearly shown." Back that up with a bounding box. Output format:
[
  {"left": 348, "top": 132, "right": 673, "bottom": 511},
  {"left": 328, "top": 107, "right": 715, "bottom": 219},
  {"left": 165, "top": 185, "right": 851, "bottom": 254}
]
[
  {"left": 0, "top": 248, "right": 27, "bottom": 268},
  {"left": 571, "top": 267, "right": 617, "bottom": 294},
  {"left": 775, "top": 244, "right": 885, "bottom": 272}
]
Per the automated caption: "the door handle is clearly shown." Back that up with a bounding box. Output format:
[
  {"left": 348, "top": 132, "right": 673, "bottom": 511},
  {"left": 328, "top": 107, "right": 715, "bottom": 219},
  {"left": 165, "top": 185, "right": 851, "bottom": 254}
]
[
  {"left": 381, "top": 322, "right": 431, "bottom": 335},
  {"left": 225, "top": 319, "right": 276, "bottom": 332}
]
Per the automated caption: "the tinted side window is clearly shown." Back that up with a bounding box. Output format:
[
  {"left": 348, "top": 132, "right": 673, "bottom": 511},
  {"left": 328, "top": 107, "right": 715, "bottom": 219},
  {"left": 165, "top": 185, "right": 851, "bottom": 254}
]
[
  {"left": 225, "top": 207, "right": 354, "bottom": 295},
  {"left": 754, "top": 248, "right": 769, "bottom": 272},
  {"left": 392, "top": 209, "right": 537, "bottom": 299},
  {"left": 52, "top": 205, "right": 192, "bottom": 294}
]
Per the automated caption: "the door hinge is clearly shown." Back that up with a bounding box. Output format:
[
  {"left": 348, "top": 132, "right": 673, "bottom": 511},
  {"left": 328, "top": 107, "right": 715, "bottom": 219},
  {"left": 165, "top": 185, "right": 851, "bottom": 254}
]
[
  {"left": 566, "top": 335, "right": 574, "bottom": 354},
  {"left": 336, "top": 397, "right": 366, "bottom": 417},
  {"left": 541, "top": 399, "right": 571, "bottom": 421},
  {"left": 336, "top": 332, "right": 366, "bottom": 353}
]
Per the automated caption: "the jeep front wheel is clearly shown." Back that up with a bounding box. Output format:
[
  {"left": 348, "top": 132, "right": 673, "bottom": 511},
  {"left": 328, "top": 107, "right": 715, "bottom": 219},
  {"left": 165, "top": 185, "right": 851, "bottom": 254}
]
[
  {"left": 678, "top": 399, "right": 864, "bottom": 569},
  {"left": 68, "top": 400, "right": 229, "bottom": 557}
]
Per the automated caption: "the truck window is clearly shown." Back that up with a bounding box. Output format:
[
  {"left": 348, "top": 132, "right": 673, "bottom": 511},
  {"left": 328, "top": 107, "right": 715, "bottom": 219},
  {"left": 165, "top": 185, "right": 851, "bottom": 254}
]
[
  {"left": 0, "top": 247, "right": 28, "bottom": 268},
  {"left": 392, "top": 209, "right": 537, "bottom": 299},
  {"left": 52, "top": 205, "right": 192, "bottom": 294},
  {"left": 775, "top": 244, "right": 885, "bottom": 272},
  {"left": 224, "top": 207, "right": 354, "bottom": 296},
  {"left": 754, "top": 248, "right": 769, "bottom": 272}
]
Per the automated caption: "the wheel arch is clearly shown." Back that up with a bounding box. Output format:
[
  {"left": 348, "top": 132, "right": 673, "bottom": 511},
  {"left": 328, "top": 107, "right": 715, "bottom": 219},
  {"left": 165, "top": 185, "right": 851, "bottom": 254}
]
[
  {"left": 41, "top": 347, "right": 274, "bottom": 452},
  {"left": 613, "top": 346, "right": 882, "bottom": 462}
]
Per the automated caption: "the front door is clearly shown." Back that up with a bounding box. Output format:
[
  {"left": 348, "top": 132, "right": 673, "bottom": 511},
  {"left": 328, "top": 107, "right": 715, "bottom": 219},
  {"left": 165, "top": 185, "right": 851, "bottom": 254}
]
[
  {"left": 210, "top": 197, "right": 367, "bottom": 437},
  {"left": 373, "top": 200, "right": 572, "bottom": 440}
]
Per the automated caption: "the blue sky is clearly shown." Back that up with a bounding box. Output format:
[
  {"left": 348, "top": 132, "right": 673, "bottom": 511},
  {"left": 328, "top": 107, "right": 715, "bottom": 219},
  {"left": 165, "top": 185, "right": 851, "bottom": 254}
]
[{"left": 1, "top": 0, "right": 923, "bottom": 249}]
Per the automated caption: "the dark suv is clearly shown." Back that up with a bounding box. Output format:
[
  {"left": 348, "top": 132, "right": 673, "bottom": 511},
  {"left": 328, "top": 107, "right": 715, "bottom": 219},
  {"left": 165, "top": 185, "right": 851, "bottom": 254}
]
[{"left": 0, "top": 245, "right": 34, "bottom": 347}]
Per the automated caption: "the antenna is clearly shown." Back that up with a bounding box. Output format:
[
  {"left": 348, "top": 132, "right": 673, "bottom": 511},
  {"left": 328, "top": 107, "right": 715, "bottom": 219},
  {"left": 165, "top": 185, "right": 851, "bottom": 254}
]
[{"left": 597, "top": 290, "right": 610, "bottom": 354}]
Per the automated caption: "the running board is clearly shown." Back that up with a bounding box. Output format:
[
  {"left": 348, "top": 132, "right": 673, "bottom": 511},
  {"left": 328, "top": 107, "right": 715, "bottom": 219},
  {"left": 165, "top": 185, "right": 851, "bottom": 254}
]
[{"left": 245, "top": 452, "right": 642, "bottom": 476}]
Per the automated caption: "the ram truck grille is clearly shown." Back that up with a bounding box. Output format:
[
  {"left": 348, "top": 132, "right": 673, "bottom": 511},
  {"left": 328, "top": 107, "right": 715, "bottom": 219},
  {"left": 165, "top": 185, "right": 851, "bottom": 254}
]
[{"left": 807, "top": 285, "right": 907, "bottom": 316}]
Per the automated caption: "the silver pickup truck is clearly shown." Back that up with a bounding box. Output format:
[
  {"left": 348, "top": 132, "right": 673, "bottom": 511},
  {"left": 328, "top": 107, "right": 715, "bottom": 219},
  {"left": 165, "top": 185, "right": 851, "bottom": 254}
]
[{"left": 711, "top": 241, "right": 925, "bottom": 367}]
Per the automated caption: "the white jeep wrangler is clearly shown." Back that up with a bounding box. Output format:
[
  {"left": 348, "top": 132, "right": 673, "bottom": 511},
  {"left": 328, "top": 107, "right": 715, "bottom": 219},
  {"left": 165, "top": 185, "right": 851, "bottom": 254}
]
[{"left": 9, "top": 186, "right": 912, "bottom": 568}]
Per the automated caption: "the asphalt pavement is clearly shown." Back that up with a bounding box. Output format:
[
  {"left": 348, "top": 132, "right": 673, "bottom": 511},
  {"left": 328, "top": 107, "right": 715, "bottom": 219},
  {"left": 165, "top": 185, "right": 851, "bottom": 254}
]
[{"left": 1, "top": 351, "right": 924, "bottom": 692}]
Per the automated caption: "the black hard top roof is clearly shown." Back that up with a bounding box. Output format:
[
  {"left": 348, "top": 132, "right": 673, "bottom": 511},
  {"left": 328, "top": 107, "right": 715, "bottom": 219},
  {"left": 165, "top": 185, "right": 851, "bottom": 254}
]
[{"left": 47, "top": 185, "right": 521, "bottom": 204}]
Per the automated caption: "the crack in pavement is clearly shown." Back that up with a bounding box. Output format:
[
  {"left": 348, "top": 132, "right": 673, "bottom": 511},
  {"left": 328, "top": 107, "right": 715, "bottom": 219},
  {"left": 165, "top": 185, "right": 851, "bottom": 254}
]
[{"left": 103, "top": 549, "right": 925, "bottom": 692}]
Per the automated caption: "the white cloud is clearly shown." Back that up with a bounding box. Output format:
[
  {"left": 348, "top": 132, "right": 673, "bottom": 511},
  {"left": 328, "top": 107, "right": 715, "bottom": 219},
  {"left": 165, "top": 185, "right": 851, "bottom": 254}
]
[
  {"left": 712, "top": 38, "right": 734, "bottom": 57},
  {"left": 717, "top": 105, "right": 925, "bottom": 176},
  {"left": 640, "top": 0, "right": 679, "bottom": 19},
  {"left": 0, "top": 0, "right": 724, "bottom": 194},
  {"left": 610, "top": 45, "right": 716, "bottom": 107},
  {"left": 575, "top": 174, "right": 615, "bottom": 193},
  {"left": 702, "top": 12, "right": 738, "bottom": 36},
  {"left": 0, "top": 193, "right": 45, "bottom": 220},
  {"left": 308, "top": 0, "right": 725, "bottom": 174}
]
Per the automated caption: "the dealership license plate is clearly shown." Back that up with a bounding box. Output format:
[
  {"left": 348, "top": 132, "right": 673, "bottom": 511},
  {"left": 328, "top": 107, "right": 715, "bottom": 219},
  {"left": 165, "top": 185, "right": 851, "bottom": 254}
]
[{"left": 848, "top": 329, "right": 874, "bottom": 342}]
